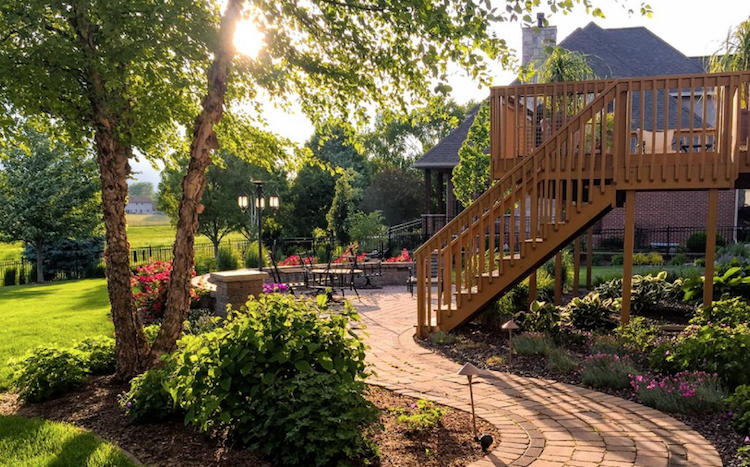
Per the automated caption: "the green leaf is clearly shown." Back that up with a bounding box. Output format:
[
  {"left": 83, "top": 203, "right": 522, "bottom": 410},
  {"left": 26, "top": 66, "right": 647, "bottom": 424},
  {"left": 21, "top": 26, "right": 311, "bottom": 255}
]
[{"left": 294, "top": 360, "right": 313, "bottom": 373}]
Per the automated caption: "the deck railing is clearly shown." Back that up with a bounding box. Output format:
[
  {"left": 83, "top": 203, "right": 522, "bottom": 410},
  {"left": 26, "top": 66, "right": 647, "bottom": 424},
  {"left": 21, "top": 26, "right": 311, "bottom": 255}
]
[{"left": 415, "top": 71, "right": 750, "bottom": 337}]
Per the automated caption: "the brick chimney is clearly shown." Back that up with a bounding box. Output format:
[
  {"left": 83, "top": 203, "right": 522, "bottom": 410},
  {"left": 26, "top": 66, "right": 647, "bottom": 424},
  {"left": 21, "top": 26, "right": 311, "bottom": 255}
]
[{"left": 522, "top": 13, "right": 557, "bottom": 82}]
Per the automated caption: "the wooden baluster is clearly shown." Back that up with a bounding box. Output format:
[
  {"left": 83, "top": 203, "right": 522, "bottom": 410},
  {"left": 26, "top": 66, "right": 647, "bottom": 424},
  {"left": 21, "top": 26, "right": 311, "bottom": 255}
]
[
  {"left": 687, "top": 77, "right": 695, "bottom": 182},
  {"left": 520, "top": 178, "right": 527, "bottom": 258},
  {"left": 488, "top": 203, "right": 496, "bottom": 281},
  {"left": 426, "top": 252, "right": 432, "bottom": 327},
  {"left": 662, "top": 78, "right": 670, "bottom": 182},
  {"left": 443, "top": 246, "right": 451, "bottom": 315},
  {"left": 702, "top": 78, "right": 709, "bottom": 182},
  {"left": 498, "top": 187, "right": 505, "bottom": 275},
  {"left": 650, "top": 79, "right": 657, "bottom": 182},
  {"left": 675, "top": 80, "right": 683, "bottom": 182},
  {"left": 566, "top": 125, "right": 574, "bottom": 222},
  {"left": 598, "top": 104, "right": 606, "bottom": 194},
  {"left": 509, "top": 186, "right": 516, "bottom": 265},
  {"left": 454, "top": 242, "right": 461, "bottom": 307},
  {"left": 416, "top": 253, "right": 426, "bottom": 336},
  {"left": 478, "top": 210, "right": 485, "bottom": 291},
  {"left": 638, "top": 82, "right": 645, "bottom": 183},
  {"left": 555, "top": 135, "right": 563, "bottom": 231}
]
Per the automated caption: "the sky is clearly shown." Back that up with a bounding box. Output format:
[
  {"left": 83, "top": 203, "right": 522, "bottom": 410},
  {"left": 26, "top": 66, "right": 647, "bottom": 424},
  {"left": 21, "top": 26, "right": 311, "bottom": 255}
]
[{"left": 129, "top": 0, "right": 750, "bottom": 188}]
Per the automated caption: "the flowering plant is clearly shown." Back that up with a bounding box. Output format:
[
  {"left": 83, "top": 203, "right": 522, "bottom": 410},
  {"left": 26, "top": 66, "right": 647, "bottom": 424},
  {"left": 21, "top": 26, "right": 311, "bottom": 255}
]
[
  {"left": 263, "top": 283, "right": 290, "bottom": 294},
  {"left": 630, "top": 371, "right": 726, "bottom": 414},
  {"left": 131, "top": 259, "right": 199, "bottom": 323},
  {"left": 385, "top": 248, "right": 411, "bottom": 263},
  {"left": 279, "top": 254, "right": 316, "bottom": 266},
  {"left": 580, "top": 353, "right": 637, "bottom": 389}
]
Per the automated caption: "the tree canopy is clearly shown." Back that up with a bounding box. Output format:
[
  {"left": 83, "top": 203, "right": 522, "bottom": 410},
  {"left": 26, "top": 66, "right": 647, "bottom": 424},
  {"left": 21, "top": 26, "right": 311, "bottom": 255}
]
[{"left": 0, "top": 126, "right": 101, "bottom": 282}]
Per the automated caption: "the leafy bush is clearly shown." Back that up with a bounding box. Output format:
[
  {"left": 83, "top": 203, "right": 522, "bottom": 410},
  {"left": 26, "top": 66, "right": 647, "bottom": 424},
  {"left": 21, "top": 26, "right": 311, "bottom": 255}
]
[
  {"left": 428, "top": 330, "right": 455, "bottom": 345},
  {"left": 160, "top": 294, "right": 377, "bottom": 466},
  {"left": 633, "top": 252, "right": 663, "bottom": 266},
  {"left": 595, "top": 271, "right": 682, "bottom": 314},
  {"left": 691, "top": 297, "right": 750, "bottom": 327},
  {"left": 131, "top": 260, "right": 200, "bottom": 323},
  {"left": 545, "top": 348, "right": 578, "bottom": 374},
  {"left": 631, "top": 371, "right": 726, "bottom": 414},
  {"left": 615, "top": 317, "right": 660, "bottom": 353},
  {"left": 395, "top": 399, "right": 445, "bottom": 433},
  {"left": 3, "top": 268, "right": 16, "bottom": 286},
  {"left": 687, "top": 230, "right": 726, "bottom": 253},
  {"left": 580, "top": 353, "right": 637, "bottom": 389},
  {"left": 682, "top": 266, "right": 750, "bottom": 303},
  {"left": 512, "top": 332, "right": 555, "bottom": 356},
  {"left": 610, "top": 254, "right": 623, "bottom": 266},
  {"left": 651, "top": 324, "right": 750, "bottom": 389},
  {"left": 728, "top": 385, "right": 750, "bottom": 435},
  {"left": 669, "top": 253, "right": 688, "bottom": 266},
  {"left": 216, "top": 246, "right": 239, "bottom": 271},
  {"left": 562, "top": 293, "right": 618, "bottom": 332},
  {"left": 591, "top": 335, "right": 627, "bottom": 356},
  {"left": 11, "top": 347, "right": 88, "bottom": 402},
  {"left": 120, "top": 368, "right": 176, "bottom": 423},
  {"left": 481, "top": 271, "right": 555, "bottom": 326},
  {"left": 243, "top": 241, "right": 267, "bottom": 269},
  {"left": 194, "top": 255, "right": 216, "bottom": 275},
  {"left": 513, "top": 301, "right": 561, "bottom": 333},
  {"left": 182, "top": 308, "right": 222, "bottom": 336},
  {"left": 74, "top": 336, "right": 115, "bottom": 375},
  {"left": 23, "top": 236, "right": 105, "bottom": 281},
  {"left": 143, "top": 324, "right": 160, "bottom": 344},
  {"left": 541, "top": 250, "right": 573, "bottom": 291}
]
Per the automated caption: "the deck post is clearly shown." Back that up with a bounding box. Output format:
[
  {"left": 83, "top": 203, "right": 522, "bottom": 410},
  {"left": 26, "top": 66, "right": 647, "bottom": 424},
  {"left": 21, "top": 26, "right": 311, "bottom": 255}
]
[
  {"left": 704, "top": 189, "right": 719, "bottom": 308},
  {"left": 528, "top": 270, "right": 537, "bottom": 305},
  {"left": 573, "top": 236, "right": 581, "bottom": 297},
  {"left": 424, "top": 169, "right": 432, "bottom": 216},
  {"left": 436, "top": 171, "right": 445, "bottom": 215},
  {"left": 621, "top": 191, "right": 636, "bottom": 324},
  {"left": 586, "top": 227, "right": 593, "bottom": 290},
  {"left": 554, "top": 252, "right": 563, "bottom": 306}
]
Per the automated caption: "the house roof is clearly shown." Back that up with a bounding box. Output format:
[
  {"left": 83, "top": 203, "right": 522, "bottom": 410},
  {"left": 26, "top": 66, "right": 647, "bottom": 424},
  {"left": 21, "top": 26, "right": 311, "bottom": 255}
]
[
  {"left": 129, "top": 196, "right": 153, "bottom": 204},
  {"left": 413, "top": 22, "right": 710, "bottom": 169},
  {"left": 412, "top": 105, "right": 480, "bottom": 170}
]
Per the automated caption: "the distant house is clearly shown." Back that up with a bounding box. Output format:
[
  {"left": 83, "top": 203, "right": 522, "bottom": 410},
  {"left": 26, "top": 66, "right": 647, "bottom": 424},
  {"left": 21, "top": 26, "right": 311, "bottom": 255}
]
[
  {"left": 414, "top": 18, "right": 739, "bottom": 240},
  {"left": 125, "top": 196, "right": 156, "bottom": 214}
]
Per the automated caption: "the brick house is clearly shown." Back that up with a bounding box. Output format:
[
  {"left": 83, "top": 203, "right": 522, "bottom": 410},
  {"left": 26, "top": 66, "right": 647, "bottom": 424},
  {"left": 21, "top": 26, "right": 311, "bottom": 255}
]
[{"left": 414, "top": 18, "right": 739, "bottom": 243}]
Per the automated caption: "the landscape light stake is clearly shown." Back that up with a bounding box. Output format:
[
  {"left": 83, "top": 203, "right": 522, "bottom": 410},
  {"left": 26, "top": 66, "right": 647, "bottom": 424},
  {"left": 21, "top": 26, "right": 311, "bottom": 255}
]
[
  {"left": 457, "top": 362, "right": 493, "bottom": 452},
  {"left": 502, "top": 319, "right": 519, "bottom": 366}
]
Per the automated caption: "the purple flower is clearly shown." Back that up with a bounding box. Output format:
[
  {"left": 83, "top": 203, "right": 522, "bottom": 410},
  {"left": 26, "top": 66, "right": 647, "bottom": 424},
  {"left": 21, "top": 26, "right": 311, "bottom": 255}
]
[
  {"left": 745, "top": 436, "right": 750, "bottom": 444},
  {"left": 126, "top": 401, "right": 131, "bottom": 409}
]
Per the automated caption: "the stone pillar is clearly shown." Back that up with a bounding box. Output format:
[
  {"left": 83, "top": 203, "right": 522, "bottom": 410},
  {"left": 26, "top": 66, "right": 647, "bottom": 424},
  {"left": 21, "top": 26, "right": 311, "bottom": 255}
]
[
  {"left": 209, "top": 269, "right": 269, "bottom": 317},
  {"left": 521, "top": 13, "right": 557, "bottom": 83}
]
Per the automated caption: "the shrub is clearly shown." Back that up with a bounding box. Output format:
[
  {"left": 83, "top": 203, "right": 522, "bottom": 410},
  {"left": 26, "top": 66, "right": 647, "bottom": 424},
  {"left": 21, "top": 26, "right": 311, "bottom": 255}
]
[
  {"left": 182, "top": 308, "right": 222, "bottom": 336},
  {"left": 545, "top": 348, "right": 578, "bottom": 374},
  {"left": 651, "top": 324, "right": 750, "bottom": 389},
  {"left": 669, "top": 253, "right": 688, "bottom": 266},
  {"left": 3, "top": 268, "right": 16, "bottom": 286},
  {"left": 562, "top": 293, "right": 618, "bottom": 332},
  {"left": 615, "top": 317, "right": 660, "bottom": 353},
  {"left": 591, "top": 335, "right": 627, "bottom": 356},
  {"left": 513, "top": 301, "right": 561, "bottom": 334},
  {"left": 161, "top": 294, "right": 377, "bottom": 466},
  {"left": 541, "top": 250, "right": 573, "bottom": 291},
  {"left": 512, "top": 332, "right": 555, "bottom": 356},
  {"left": 687, "top": 230, "right": 726, "bottom": 253},
  {"left": 610, "top": 254, "right": 623, "bottom": 266},
  {"left": 74, "top": 336, "right": 115, "bottom": 375},
  {"left": 428, "top": 330, "right": 455, "bottom": 345},
  {"left": 194, "top": 255, "right": 215, "bottom": 275},
  {"left": 132, "top": 260, "right": 200, "bottom": 323},
  {"left": 120, "top": 368, "right": 176, "bottom": 423},
  {"left": 22, "top": 236, "right": 105, "bottom": 281},
  {"left": 143, "top": 324, "right": 160, "bottom": 344},
  {"left": 630, "top": 371, "right": 726, "bottom": 414},
  {"left": 728, "top": 385, "right": 750, "bottom": 435},
  {"left": 691, "top": 297, "right": 750, "bottom": 327},
  {"left": 11, "top": 347, "right": 88, "bottom": 402},
  {"left": 600, "top": 236, "right": 624, "bottom": 250},
  {"left": 481, "top": 271, "right": 554, "bottom": 326},
  {"left": 395, "top": 399, "right": 445, "bottom": 433},
  {"left": 580, "top": 353, "right": 637, "bottom": 389},
  {"left": 216, "top": 246, "right": 239, "bottom": 271},
  {"left": 633, "top": 252, "right": 663, "bottom": 266},
  {"left": 595, "top": 271, "right": 682, "bottom": 314},
  {"left": 243, "top": 241, "right": 267, "bottom": 269},
  {"left": 682, "top": 266, "right": 750, "bottom": 304}
]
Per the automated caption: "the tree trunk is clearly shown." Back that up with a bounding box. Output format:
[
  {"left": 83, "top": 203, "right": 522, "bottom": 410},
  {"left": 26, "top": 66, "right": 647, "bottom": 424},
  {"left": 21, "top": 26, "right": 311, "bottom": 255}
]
[
  {"left": 150, "top": 0, "right": 244, "bottom": 362},
  {"left": 96, "top": 130, "right": 150, "bottom": 379},
  {"left": 213, "top": 239, "right": 220, "bottom": 258},
  {"left": 35, "top": 238, "right": 44, "bottom": 283}
]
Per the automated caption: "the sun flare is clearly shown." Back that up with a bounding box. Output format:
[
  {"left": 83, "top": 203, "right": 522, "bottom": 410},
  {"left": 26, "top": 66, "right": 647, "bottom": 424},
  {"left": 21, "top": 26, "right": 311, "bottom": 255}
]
[{"left": 234, "top": 19, "right": 264, "bottom": 58}]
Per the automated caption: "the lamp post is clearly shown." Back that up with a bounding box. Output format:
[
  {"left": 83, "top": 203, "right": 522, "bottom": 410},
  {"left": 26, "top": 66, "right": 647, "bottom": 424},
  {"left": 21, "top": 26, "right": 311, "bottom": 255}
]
[
  {"left": 502, "top": 319, "right": 519, "bottom": 366},
  {"left": 457, "top": 362, "right": 494, "bottom": 452},
  {"left": 238, "top": 181, "right": 280, "bottom": 272}
]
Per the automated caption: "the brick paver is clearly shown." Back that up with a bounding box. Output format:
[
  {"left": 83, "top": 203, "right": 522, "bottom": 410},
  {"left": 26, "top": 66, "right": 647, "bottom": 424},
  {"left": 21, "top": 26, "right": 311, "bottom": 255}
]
[{"left": 352, "top": 287, "right": 722, "bottom": 467}]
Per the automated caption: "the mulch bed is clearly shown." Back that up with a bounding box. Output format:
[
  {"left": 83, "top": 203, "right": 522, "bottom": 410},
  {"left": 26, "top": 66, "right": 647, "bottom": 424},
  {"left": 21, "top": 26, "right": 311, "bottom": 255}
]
[
  {"left": 418, "top": 321, "right": 747, "bottom": 467},
  {"left": 0, "top": 377, "right": 497, "bottom": 467}
]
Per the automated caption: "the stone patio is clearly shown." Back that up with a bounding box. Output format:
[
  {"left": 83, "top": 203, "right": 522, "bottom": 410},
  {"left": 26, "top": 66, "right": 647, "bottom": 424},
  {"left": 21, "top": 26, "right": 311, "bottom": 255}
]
[{"left": 352, "top": 287, "right": 722, "bottom": 467}]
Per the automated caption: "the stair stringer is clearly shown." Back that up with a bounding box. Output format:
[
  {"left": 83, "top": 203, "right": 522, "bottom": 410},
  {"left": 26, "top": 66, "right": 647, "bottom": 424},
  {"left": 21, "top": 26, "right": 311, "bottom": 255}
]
[{"left": 437, "top": 186, "right": 617, "bottom": 333}]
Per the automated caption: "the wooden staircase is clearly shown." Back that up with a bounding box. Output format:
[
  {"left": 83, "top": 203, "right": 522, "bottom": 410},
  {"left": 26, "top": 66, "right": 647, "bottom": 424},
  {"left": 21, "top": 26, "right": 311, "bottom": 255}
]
[{"left": 415, "top": 72, "right": 750, "bottom": 337}]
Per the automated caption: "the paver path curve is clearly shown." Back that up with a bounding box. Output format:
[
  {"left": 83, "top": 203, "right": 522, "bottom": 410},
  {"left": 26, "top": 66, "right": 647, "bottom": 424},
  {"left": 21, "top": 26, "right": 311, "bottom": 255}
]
[{"left": 354, "top": 287, "right": 722, "bottom": 467}]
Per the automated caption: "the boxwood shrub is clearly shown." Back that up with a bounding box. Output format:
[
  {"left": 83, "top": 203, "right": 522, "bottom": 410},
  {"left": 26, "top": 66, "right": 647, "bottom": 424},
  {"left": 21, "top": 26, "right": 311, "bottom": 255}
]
[{"left": 131, "top": 293, "right": 377, "bottom": 466}]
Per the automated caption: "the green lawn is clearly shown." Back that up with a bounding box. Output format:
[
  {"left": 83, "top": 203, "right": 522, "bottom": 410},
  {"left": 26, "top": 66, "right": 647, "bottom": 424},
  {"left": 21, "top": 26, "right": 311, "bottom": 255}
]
[
  {"left": 0, "top": 279, "right": 112, "bottom": 391},
  {"left": 0, "top": 415, "right": 137, "bottom": 467}
]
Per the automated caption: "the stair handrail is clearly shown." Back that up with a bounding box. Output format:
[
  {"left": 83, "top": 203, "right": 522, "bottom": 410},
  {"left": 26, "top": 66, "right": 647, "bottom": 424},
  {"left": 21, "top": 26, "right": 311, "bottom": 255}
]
[{"left": 415, "top": 79, "right": 622, "bottom": 260}]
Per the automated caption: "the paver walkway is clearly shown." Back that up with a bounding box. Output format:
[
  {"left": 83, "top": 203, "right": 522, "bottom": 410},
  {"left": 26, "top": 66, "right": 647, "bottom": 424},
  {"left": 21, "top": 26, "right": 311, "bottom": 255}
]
[{"left": 353, "top": 287, "right": 722, "bottom": 467}]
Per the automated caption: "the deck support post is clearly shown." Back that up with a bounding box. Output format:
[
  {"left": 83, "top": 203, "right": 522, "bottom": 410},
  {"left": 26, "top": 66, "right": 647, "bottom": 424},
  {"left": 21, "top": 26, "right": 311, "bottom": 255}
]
[
  {"left": 704, "top": 189, "right": 719, "bottom": 308},
  {"left": 573, "top": 236, "right": 581, "bottom": 297},
  {"left": 554, "top": 252, "right": 563, "bottom": 306},
  {"left": 621, "top": 191, "right": 636, "bottom": 324},
  {"left": 586, "top": 227, "right": 593, "bottom": 290},
  {"left": 528, "top": 270, "right": 537, "bottom": 305}
]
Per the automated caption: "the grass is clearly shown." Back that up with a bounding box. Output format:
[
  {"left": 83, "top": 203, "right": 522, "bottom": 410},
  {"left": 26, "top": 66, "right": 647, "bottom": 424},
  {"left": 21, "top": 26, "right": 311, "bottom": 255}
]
[
  {"left": 0, "top": 415, "right": 138, "bottom": 467},
  {"left": 0, "top": 279, "right": 112, "bottom": 391}
]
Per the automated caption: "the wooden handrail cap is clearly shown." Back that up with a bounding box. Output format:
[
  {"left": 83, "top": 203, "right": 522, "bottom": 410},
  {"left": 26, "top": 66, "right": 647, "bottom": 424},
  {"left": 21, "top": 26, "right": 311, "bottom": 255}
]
[
  {"left": 457, "top": 362, "right": 481, "bottom": 376},
  {"left": 502, "top": 320, "right": 520, "bottom": 330}
]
